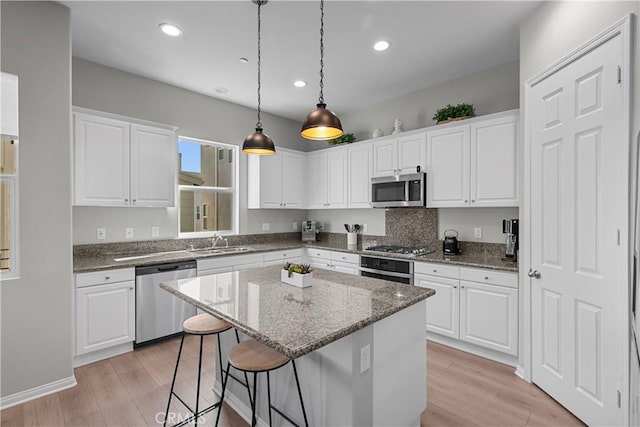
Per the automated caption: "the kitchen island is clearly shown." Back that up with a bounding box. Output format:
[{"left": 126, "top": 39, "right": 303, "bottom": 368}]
[{"left": 161, "top": 265, "right": 434, "bottom": 426}]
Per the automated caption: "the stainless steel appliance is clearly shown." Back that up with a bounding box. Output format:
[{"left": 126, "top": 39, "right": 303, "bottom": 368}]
[
  {"left": 135, "top": 260, "right": 197, "bottom": 346},
  {"left": 371, "top": 172, "right": 426, "bottom": 208},
  {"left": 365, "top": 245, "right": 434, "bottom": 256},
  {"left": 302, "top": 220, "right": 320, "bottom": 242},
  {"left": 502, "top": 219, "right": 519, "bottom": 261},
  {"left": 360, "top": 255, "right": 414, "bottom": 285},
  {"left": 442, "top": 229, "right": 461, "bottom": 255}
]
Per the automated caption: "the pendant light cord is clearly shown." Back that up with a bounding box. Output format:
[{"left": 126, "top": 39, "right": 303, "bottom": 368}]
[
  {"left": 256, "top": 1, "right": 263, "bottom": 129},
  {"left": 318, "top": 0, "right": 325, "bottom": 104}
]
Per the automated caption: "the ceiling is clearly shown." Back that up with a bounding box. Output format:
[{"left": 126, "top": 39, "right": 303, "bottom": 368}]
[{"left": 62, "top": 1, "right": 540, "bottom": 121}]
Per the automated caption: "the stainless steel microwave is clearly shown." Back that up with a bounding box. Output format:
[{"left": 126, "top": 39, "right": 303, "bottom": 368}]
[{"left": 371, "top": 173, "right": 426, "bottom": 208}]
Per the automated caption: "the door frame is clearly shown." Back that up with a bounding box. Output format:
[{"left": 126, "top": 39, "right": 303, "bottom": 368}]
[{"left": 522, "top": 13, "right": 633, "bottom": 419}]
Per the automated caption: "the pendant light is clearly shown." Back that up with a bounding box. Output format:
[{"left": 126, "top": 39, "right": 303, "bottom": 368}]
[
  {"left": 300, "top": 0, "right": 343, "bottom": 141},
  {"left": 242, "top": 0, "right": 276, "bottom": 155}
]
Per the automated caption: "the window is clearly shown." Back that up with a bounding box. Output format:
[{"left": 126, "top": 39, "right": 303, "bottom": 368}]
[
  {"left": 1, "top": 138, "right": 18, "bottom": 279},
  {"left": 178, "top": 136, "right": 238, "bottom": 236}
]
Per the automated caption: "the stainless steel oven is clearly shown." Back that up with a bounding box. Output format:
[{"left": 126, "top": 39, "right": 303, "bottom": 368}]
[
  {"left": 360, "top": 255, "right": 413, "bottom": 285},
  {"left": 371, "top": 172, "right": 426, "bottom": 208}
]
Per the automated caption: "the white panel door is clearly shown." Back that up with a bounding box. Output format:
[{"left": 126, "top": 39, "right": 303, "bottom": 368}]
[
  {"left": 530, "top": 32, "right": 625, "bottom": 426},
  {"left": 327, "top": 148, "right": 348, "bottom": 209},
  {"left": 306, "top": 151, "right": 327, "bottom": 209},
  {"left": 259, "top": 151, "right": 283, "bottom": 208},
  {"left": 76, "top": 281, "right": 135, "bottom": 355},
  {"left": 372, "top": 138, "right": 398, "bottom": 177},
  {"left": 459, "top": 281, "right": 517, "bottom": 355},
  {"left": 398, "top": 133, "right": 426, "bottom": 175},
  {"left": 282, "top": 150, "right": 304, "bottom": 208},
  {"left": 74, "top": 113, "right": 130, "bottom": 206},
  {"left": 470, "top": 114, "right": 519, "bottom": 207},
  {"left": 130, "top": 124, "right": 176, "bottom": 207},
  {"left": 426, "top": 125, "right": 470, "bottom": 207},
  {"left": 416, "top": 274, "right": 459, "bottom": 339},
  {"left": 348, "top": 143, "right": 372, "bottom": 208}
]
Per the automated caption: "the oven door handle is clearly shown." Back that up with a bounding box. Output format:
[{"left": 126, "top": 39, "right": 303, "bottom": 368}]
[{"left": 359, "top": 267, "right": 412, "bottom": 279}]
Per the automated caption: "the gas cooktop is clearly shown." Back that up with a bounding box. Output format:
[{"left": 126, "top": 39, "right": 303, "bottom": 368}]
[{"left": 365, "top": 245, "right": 435, "bottom": 256}]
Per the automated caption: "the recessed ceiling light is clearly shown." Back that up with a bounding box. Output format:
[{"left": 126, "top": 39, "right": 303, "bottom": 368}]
[
  {"left": 239, "top": 58, "right": 249, "bottom": 64},
  {"left": 294, "top": 80, "right": 307, "bottom": 88},
  {"left": 159, "top": 23, "right": 182, "bottom": 37},
  {"left": 373, "top": 40, "right": 390, "bottom": 51},
  {"left": 214, "top": 87, "right": 229, "bottom": 94}
]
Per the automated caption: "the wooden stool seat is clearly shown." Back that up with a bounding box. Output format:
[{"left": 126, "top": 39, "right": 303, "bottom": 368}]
[
  {"left": 228, "top": 339, "right": 290, "bottom": 372},
  {"left": 183, "top": 313, "right": 232, "bottom": 335}
]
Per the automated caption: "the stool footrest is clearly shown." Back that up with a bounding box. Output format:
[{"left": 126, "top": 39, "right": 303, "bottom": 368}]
[
  {"left": 271, "top": 405, "right": 303, "bottom": 427},
  {"left": 169, "top": 395, "right": 221, "bottom": 427}
]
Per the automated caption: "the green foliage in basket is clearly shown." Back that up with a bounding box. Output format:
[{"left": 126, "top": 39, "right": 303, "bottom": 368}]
[
  {"left": 432, "top": 103, "right": 476, "bottom": 123},
  {"left": 328, "top": 133, "right": 356, "bottom": 145},
  {"left": 283, "top": 262, "right": 313, "bottom": 277}
]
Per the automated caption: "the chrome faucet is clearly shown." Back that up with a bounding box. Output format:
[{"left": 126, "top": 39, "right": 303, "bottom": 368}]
[{"left": 212, "top": 234, "right": 228, "bottom": 248}]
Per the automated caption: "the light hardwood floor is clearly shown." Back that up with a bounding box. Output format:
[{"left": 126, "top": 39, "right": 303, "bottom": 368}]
[{"left": 0, "top": 337, "right": 583, "bottom": 426}]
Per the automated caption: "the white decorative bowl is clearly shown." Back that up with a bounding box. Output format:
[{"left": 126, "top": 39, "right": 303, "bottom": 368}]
[{"left": 281, "top": 270, "right": 313, "bottom": 288}]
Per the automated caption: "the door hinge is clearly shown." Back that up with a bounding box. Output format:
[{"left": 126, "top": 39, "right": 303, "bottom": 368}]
[
  {"left": 617, "top": 229, "right": 621, "bottom": 246},
  {"left": 617, "top": 389, "right": 622, "bottom": 408},
  {"left": 617, "top": 66, "right": 622, "bottom": 84}
]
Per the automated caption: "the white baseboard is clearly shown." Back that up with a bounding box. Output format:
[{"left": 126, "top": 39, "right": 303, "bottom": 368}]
[
  {"left": 73, "top": 342, "right": 133, "bottom": 367},
  {"left": 515, "top": 364, "right": 530, "bottom": 382},
  {"left": 213, "top": 380, "right": 268, "bottom": 427},
  {"left": 0, "top": 375, "right": 77, "bottom": 410},
  {"left": 426, "top": 334, "right": 518, "bottom": 367}
]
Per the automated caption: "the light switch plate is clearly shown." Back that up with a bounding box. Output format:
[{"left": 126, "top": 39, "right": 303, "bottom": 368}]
[
  {"left": 125, "top": 227, "right": 134, "bottom": 239},
  {"left": 151, "top": 226, "right": 160, "bottom": 237},
  {"left": 262, "top": 223, "right": 270, "bottom": 232},
  {"left": 474, "top": 227, "right": 482, "bottom": 239},
  {"left": 96, "top": 228, "right": 106, "bottom": 240},
  {"left": 292, "top": 222, "right": 298, "bottom": 231},
  {"left": 360, "top": 344, "right": 371, "bottom": 374},
  {"left": 363, "top": 224, "right": 368, "bottom": 233}
]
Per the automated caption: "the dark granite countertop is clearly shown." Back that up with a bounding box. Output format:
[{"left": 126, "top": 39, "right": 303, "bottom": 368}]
[
  {"left": 74, "top": 240, "right": 518, "bottom": 273},
  {"left": 160, "top": 265, "right": 435, "bottom": 358}
]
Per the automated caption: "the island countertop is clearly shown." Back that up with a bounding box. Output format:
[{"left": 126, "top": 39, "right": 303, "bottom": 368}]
[{"left": 160, "top": 265, "right": 435, "bottom": 359}]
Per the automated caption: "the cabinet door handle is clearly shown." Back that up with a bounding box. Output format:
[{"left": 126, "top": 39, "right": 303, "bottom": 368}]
[
  {"left": 464, "top": 200, "right": 468, "bottom": 203},
  {"left": 132, "top": 199, "right": 137, "bottom": 203},
  {"left": 484, "top": 276, "right": 489, "bottom": 280},
  {"left": 105, "top": 276, "right": 110, "bottom": 280},
  {"left": 471, "top": 200, "right": 475, "bottom": 203},
  {"left": 130, "top": 286, "right": 134, "bottom": 290},
  {"left": 453, "top": 285, "right": 458, "bottom": 289},
  {"left": 432, "top": 269, "right": 437, "bottom": 273},
  {"left": 461, "top": 285, "right": 465, "bottom": 289},
  {"left": 124, "top": 199, "right": 129, "bottom": 203}
]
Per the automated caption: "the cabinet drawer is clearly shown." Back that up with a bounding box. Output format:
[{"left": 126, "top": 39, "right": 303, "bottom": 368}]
[
  {"left": 263, "top": 249, "right": 302, "bottom": 262},
  {"left": 414, "top": 262, "right": 459, "bottom": 279},
  {"left": 309, "top": 257, "right": 332, "bottom": 270},
  {"left": 306, "top": 248, "right": 332, "bottom": 260},
  {"left": 76, "top": 268, "right": 135, "bottom": 288},
  {"left": 331, "top": 251, "right": 359, "bottom": 265},
  {"left": 460, "top": 268, "right": 517, "bottom": 289}
]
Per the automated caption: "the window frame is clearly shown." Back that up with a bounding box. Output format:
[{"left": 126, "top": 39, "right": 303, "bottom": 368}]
[
  {"left": 177, "top": 136, "right": 239, "bottom": 238},
  {"left": 1, "top": 139, "right": 19, "bottom": 281}
]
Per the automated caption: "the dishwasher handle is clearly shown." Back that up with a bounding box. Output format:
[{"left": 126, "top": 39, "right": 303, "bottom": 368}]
[
  {"left": 135, "top": 260, "right": 197, "bottom": 276},
  {"left": 158, "top": 265, "right": 181, "bottom": 272}
]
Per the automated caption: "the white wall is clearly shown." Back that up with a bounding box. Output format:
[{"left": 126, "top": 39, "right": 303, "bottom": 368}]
[
  {"left": 438, "top": 208, "right": 519, "bottom": 244},
  {"left": 0, "top": 1, "right": 74, "bottom": 399},
  {"left": 72, "top": 58, "right": 308, "bottom": 244}
]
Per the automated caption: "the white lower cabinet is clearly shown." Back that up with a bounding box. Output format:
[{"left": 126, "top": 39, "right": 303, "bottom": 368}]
[
  {"left": 303, "top": 248, "right": 360, "bottom": 275},
  {"left": 415, "top": 262, "right": 518, "bottom": 356},
  {"left": 262, "top": 249, "right": 302, "bottom": 267},
  {"left": 75, "top": 268, "right": 135, "bottom": 356},
  {"left": 197, "top": 253, "right": 264, "bottom": 276}
]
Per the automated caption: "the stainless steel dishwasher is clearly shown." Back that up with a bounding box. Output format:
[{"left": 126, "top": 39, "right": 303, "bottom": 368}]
[{"left": 135, "top": 260, "right": 197, "bottom": 346}]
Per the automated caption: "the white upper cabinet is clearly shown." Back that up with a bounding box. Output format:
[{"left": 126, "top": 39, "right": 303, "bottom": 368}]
[
  {"left": 306, "top": 147, "right": 348, "bottom": 209},
  {"left": 73, "top": 110, "right": 176, "bottom": 207},
  {"left": 372, "top": 132, "right": 426, "bottom": 177},
  {"left": 347, "top": 143, "right": 372, "bottom": 208},
  {"left": 130, "top": 124, "right": 176, "bottom": 207},
  {"left": 426, "top": 110, "right": 519, "bottom": 208},
  {"left": 1, "top": 72, "right": 19, "bottom": 138},
  {"left": 470, "top": 114, "right": 519, "bottom": 207},
  {"left": 248, "top": 147, "right": 305, "bottom": 209}
]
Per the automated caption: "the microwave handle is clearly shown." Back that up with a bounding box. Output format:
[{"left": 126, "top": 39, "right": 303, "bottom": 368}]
[{"left": 405, "top": 179, "right": 410, "bottom": 201}]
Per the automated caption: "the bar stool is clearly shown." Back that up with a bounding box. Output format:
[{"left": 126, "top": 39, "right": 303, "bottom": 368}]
[
  {"left": 163, "top": 314, "right": 253, "bottom": 427},
  {"left": 215, "top": 339, "right": 309, "bottom": 427}
]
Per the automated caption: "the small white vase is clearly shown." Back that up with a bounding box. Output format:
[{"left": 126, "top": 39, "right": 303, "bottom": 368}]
[{"left": 281, "top": 270, "right": 313, "bottom": 288}]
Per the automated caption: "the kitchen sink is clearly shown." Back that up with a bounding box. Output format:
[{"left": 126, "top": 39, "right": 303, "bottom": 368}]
[
  {"left": 211, "top": 247, "right": 251, "bottom": 254},
  {"left": 189, "top": 247, "right": 251, "bottom": 255}
]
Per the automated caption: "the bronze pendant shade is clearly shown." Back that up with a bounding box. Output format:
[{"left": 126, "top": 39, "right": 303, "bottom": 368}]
[
  {"left": 243, "top": 0, "right": 275, "bottom": 155},
  {"left": 300, "top": 0, "right": 343, "bottom": 141}
]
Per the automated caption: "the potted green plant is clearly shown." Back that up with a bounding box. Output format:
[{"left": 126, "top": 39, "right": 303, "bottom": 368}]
[
  {"left": 433, "top": 103, "right": 476, "bottom": 124},
  {"left": 328, "top": 133, "right": 355, "bottom": 146},
  {"left": 281, "top": 262, "right": 314, "bottom": 288}
]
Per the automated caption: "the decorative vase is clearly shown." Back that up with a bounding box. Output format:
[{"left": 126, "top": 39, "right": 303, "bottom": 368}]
[
  {"left": 372, "top": 128, "right": 383, "bottom": 138},
  {"left": 281, "top": 270, "right": 313, "bottom": 288}
]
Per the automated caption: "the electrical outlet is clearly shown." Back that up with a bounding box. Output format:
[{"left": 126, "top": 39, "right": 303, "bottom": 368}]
[
  {"left": 262, "top": 223, "right": 270, "bottom": 232},
  {"left": 151, "top": 226, "right": 160, "bottom": 238},
  {"left": 363, "top": 224, "right": 368, "bottom": 233},
  {"left": 293, "top": 222, "right": 298, "bottom": 231},
  {"left": 96, "top": 228, "right": 106, "bottom": 240},
  {"left": 474, "top": 227, "right": 482, "bottom": 239},
  {"left": 125, "top": 227, "right": 134, "bottom": 239},
  {"left": 360, "top": 344, "right": 371, "bottom": 374}
]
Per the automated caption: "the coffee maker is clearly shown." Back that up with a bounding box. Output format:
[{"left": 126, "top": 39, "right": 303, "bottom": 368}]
[
  {"left": 301, "top": 220, "right": 320, "bottom": 242},
  {"left": 502, "top": 219, "right": 519, "bottom": 261}
]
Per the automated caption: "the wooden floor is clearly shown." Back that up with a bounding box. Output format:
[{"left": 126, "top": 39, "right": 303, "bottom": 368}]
[{"left": 0, "top": 337, "right": 583, "bottom": 426}]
